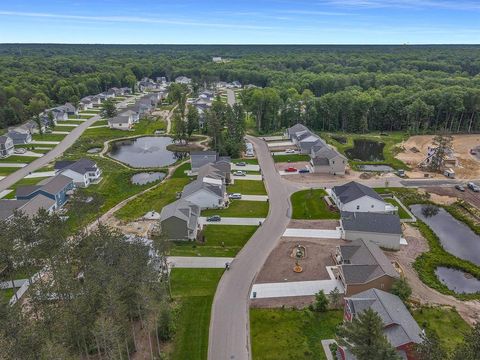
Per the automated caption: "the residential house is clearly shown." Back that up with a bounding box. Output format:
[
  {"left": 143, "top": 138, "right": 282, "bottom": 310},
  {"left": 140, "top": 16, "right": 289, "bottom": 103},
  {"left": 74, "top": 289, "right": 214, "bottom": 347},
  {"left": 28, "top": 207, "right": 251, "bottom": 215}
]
[
  {"left": 181, "top": 177, "right": 226, "bottom": 209},
  {"left": 48, "top": 108, "right": 68, "bottom": 121},
  {"left": 159, "top": 199, "right": 200, "bottom": 240},
  {"left": 285, "top": 123, "right": 309, "bottom": 140},
  {"left": 54, "top": 158, "right": 102, "bottom": 188},
  {"left": 340, "top": 211, "right": 403, "bottom": 250},
  {"left": 90, "top": 96, "right": 102, "bottom": 105},
  {"left": 333, "top": 239, "right": 400, "bottom": 296},
  {"left": 190, "top": 151, "right": 219, "bottom": 172},
  {"left": 212, "top": 56, "right": 223, "bottom": 63},
  {"left": 340, "top": 289, "right": 423, "bottom": 360},
  {"left": 0, "top": 195, "right": 56, "bottom": 221},
  {"left": 197, "top": 162, "right": 231, "bottom": 185},
  {"left": 175, "top": 76, "right": 192, "bottom": 85},
  {"left": 121, "top": 87, "right": 132, "bottom": 95},
  {"left": 79, "top": 99, "right": 93, "bottom": 111},
  {"left": 331, "top": 181, "right": 397, "bottom": 213},
  {"left": 311, "top": 146, "right": 347, "bottom": 175},
  {"left": 7, "top": 128, "right": 32, "bottom": 145},
  {"left": 120, "top": 110, "right": 140, "bottom": 123},
  {"left": 108, "top": 115, "right": 133, "bottom": 130},
  {"left": 0, "top": 135, "right": 14, "bottom": 158},
  {"left": 62, "top": 103, "right": 78, "bottom": 116},
  {"left": 105, "top": 89, "right": 116, "bottom": 98},
  {"left": 232, "top": 81, "right": 242, "bottom": 88},
  {"left": 16, "top": 175, "right": 74, "bottom": 209}
]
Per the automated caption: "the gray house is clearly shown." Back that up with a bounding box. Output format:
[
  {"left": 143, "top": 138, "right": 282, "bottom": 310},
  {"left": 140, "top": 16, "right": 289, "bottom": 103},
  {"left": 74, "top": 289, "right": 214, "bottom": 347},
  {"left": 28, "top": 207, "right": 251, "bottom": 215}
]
[
  {"left": 341, "top": 211, "right": 402, "bottom": 250},
  {"left": 311, "top": 147, "right": 347, "bottom": 175},
  {"left": 0, "top": 135, "right": 14, "bottom": 158},
  {"left": 7, "top": 129, "right": 32, "bottom": 145},
  {"left": 190, "top": 151, "right": 231, "bottom": 173},
  {"left": 285, "top": 123, "right": 309, "bottom": 139},
  {"left": 159, "top": 199, "right": 200, "bottom": 240}
]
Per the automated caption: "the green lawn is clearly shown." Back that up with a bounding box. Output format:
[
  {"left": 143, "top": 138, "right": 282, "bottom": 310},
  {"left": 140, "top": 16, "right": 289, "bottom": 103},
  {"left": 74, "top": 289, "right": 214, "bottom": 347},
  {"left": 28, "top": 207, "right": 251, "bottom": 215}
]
[
  {"left": 93, "top": 120, "right": 109, "bottom": 126},
  {"left": 384, "top": 198, "right": 411, "bottom": 219},
  {"left": 0, "top": 155, "right": 39, "bottom": 163},
  {"left": 272, "top": 154, "right": 310, "bottom": 163},
  {"left": 68, "top": 114, "right": 93, "bottom": 119},
  {"left": 32, "top": 133, "right": 66, "bottom": 142},
  {"left": 1, "top": 288, "right": 14, "bottom": 303},
  {"left": 251, "top": 309, "right": 342, "bottom": 360},
  {"left": 228, "top": 180, "right": 267, "bottom": 195},
  {"left": 52, "top": 126, "right": 73, "bottom": 132},
  {"left": 412, "top": 306, "right": 470, "bottom": 354},
  {"left": 291, "top": 189, "right": 340, "bottom": 220},
  {"left": 0, "top": 167, "right": 21, "bottom": 176},
  {"left": 232, "top": 158, "right": 259, "bottom": 165},
  {"left": 202, "top": 200, "right": 269, "bottom": 218},
  {"left": 170, "top": 225, "right": 258, "bottom": 257},
  {"left": 171, "top": 162, "right": 192, "bottom": 179},
  {"left": 170, "top": 268, "right": 223, "bottom": 360},
  {"left": 57, "top": 120, "right": 85, "bottom": 125}
]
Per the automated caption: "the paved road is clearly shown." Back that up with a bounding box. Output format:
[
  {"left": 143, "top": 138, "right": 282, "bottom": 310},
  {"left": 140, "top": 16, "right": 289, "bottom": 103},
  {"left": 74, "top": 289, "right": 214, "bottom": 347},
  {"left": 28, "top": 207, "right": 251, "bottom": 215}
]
[
  {"left": 208, "top": 136, "right": 291, "bottom": 360},
  {"left": 226, "top": 89, "right": 236, "bottom": 106},
  {"left": 0, "top": 96, "right": 138, "bottom": 193}
]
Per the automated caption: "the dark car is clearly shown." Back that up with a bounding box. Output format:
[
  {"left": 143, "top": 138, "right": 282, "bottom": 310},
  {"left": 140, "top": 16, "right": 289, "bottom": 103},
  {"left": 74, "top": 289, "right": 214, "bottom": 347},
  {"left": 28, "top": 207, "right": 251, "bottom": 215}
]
[
  {"left": 206, "top": 215, "right": 221, "bottom": 222},
  {"left": 467, "top": 182, "right": 480, "bottom": 192},
  {"left": 455, "top": 184, "right": 465, "bottom": 192},
  {"left": 298, "top": 168, "right": 310, "bottom": 174},
  {"left": 236, "top": 162, "right": 246, "bottom": 166}
]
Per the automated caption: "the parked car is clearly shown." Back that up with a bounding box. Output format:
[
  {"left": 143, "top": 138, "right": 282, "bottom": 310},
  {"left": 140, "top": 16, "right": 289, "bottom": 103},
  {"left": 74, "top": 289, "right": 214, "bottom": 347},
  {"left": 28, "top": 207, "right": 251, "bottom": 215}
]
[
  {"left": 229, "top": 193, "right": 242, "bottom": 199},
  {"left": 285, "top": 167, "right": 297, "bottom": 173},
  {"left": 236, "top": 162, "right": 246, "bottom": 166},
  {"left": 285, "top": 149, "right": 295, "bottom": 154},
  {"left": 298, "top": 168, "right": 310, "bottom": 173},
  {"left": 467, "top": 182, "right": 480, "bottom": 192},
  {"left": 14, "top": 148, "right": 27, "bottom": 154},
  {"left": 470, "top": 149, "right": 477, "bottom": 155},
  {"left": 455, "top": 184, "right": 465, "bottom": 192},
  {"left": 206, "top": 215, "right": 221, "bottom": 222},
  {"left": 234, "top": 170, "right": 246, "bottom": 176}
]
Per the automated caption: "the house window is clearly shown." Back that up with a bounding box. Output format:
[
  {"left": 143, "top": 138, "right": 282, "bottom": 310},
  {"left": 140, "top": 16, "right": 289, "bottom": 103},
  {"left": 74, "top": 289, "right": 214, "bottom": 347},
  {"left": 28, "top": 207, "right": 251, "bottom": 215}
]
[
  {"left": 371, "top": 204, "right": 374, "bottom": 208},
  {"left": 356, "top": 205, "right": 360, "bottom": 210}
]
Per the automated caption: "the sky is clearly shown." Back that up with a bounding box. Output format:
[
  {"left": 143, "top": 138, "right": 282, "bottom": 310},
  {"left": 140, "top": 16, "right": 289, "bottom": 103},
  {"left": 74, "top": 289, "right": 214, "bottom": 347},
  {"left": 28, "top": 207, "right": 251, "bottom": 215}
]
[{"left": 0, "top": 0, "right": 480, "bottom": 44}]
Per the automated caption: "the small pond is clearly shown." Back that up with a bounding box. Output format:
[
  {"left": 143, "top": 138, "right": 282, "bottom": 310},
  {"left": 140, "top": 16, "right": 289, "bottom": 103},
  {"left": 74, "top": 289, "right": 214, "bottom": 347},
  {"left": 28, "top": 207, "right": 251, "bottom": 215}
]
[
  {"left": 87, "top": 147, "right": 102, "bottom": 154},
  {"left": 410, "top": 204, "right": 480, "bottom": 265},
  {"left": 345, "top": 139, "right": 385, "bottom": 162},
  {"left": 358, "top": 164, "right": 394, "bottom": 172},
  {"left": 131, "top": 172, "right": 165, "bottom": 185},
  {"left": 109, "top": 136, "right": 182, "bottom": 168},
  {"left": 435, "top": 267, "right": 480, "bottom": 294},
  {"left": 331, "top": 135, "right": 347, "bottom": 144}
]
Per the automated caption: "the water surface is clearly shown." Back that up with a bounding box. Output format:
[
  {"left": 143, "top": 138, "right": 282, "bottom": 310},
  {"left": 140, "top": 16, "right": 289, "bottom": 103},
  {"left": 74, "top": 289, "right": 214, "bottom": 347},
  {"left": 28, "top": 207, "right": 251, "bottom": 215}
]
[
  {"left": 131, "top": 172, "right": 165, "bottom": 185},
  {"left": 435, "top": 267, "right": 480, "bottom": 294},
  {"left": 345, "top": 139, "right": 385, "bottom": 162}
]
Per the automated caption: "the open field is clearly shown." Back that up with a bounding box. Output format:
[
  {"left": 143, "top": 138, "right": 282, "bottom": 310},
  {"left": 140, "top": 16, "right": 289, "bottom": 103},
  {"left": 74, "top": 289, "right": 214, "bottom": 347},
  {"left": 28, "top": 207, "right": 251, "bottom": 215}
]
[
  {"left": 32, "top": 133, "right": 66, "bottom": 142},
  {"left": 250, "top": 309, "right": 342, "bottom": 360},
  {"left": 291, "top": 189, "right": 340, "bottom": 220},
  {"left": 396, "top": 134, "right": 480, "bottom": 179},
  {"left": 232, "top": 158, "right": 259, "bottom": 165},
  {"left": 272, "top": 154, "right": 310, "bottom": 163},
  {"left": 170, "top": 225, "right": 258, "bottom": 257},
  {"left": 228, "top": 180, "right": 267, "bottom": 195},
  {"left": 202, "top": 200, "right": 269, "bottom": 218},
  {"left": 170, "top": 268, "right": 223, "bottom": 360}
]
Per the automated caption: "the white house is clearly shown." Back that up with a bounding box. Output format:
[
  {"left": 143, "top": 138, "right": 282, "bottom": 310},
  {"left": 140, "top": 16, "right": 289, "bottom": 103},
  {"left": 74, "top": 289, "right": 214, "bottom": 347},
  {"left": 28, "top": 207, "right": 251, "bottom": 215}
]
[
  {"left": 175, "top": 76, "right": 192, "bottom": 85},
  {"left": 181, "top": 177, "right": 226, "bottom": 209},
  {"left": 120, "top": 110, "right": 140, "bottom": 123},
  {"left": 0, "top": 135, "right": 14, "bottom": 158},
  {"left": 331, "top": 181, "right": 397, "bottom": 213},
  {"left": 54, "top": 158, "right": 102, "bottom": 187},
  {"left": 108, "top": 115, "right": 133, "bottom": 130}
]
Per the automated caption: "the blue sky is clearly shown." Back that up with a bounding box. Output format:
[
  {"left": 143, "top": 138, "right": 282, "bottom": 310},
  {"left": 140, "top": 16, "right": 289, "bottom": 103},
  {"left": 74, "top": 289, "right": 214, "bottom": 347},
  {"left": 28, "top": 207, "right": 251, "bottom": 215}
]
[{"left": 1, "top": 0, "right": 480, "bottom": 44}]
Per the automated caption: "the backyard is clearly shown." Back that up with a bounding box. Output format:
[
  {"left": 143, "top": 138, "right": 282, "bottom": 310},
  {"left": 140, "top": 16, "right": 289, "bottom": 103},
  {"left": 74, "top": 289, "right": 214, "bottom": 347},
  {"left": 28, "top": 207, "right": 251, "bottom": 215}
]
[
  {"left": 202, "top": 200, "right": 269, "bottom": 218},
  {"left": 291, "top": 189, "right": 340, "bottom": 220},
  {"left": 250, "top": 309, "right": 342, "bottom": 360},
  {"left": 272, "top": 154, "right": 310, "bottom": 163},
  {"left": 228, "top": 180, "right": 267, "bottom": 195}
]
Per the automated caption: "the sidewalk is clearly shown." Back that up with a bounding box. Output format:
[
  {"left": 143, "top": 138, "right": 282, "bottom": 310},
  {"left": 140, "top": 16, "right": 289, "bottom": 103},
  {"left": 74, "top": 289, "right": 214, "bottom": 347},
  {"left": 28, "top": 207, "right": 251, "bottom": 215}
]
[{"left": 167, "top": 256, "right": 234, "bottom": 268}]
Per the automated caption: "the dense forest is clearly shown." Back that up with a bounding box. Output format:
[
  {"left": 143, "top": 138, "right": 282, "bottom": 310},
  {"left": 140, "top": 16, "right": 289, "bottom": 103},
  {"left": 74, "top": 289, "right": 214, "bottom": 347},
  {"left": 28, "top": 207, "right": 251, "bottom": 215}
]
[{"left": 1, "top": 44, "right": 480, "bottom": 133}]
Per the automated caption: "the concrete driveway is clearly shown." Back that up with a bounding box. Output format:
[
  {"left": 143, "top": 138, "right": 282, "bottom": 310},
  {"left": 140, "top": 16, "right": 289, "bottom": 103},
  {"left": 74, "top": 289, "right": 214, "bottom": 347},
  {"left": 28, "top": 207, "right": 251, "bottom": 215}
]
[
  {"left": 250, "top": 279, "right": 344, "bottom": 299},
  {"left": 232, "top": 174, "right": 263, "bottom": 181},
  {"left": 283, "top": 228, "right": 342, "bottom": 239},
  {"left": 199, "top": 217, "right": 265, "bottom": 226},
  {"left": 267, "top": 141, "right": 294, "bottom": 147},
  {"left": 25, "top": 171, "right": 56, "bottom": 178},
  {"left": 239, "top": 195, "right": 268, "bottom": 202},
  {"left": 272, "top": 150, "right": 299, "bottom": 155},
  {"left": 231, "top": 163, "right": 260, "bottom": 172},
  {"left": 167, "top": 256, "right": 234, "bottom": 268}
]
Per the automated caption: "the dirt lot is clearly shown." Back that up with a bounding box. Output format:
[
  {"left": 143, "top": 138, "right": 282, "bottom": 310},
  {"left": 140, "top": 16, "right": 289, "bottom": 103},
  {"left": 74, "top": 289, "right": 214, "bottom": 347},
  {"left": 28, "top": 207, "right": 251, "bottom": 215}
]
[
  {"left": 288, "top": 220, "right": 340, "bottom": 229},
  {"left": 425, "top": 186, "right": 480, "bottom": 209},
  {"left": 396, "top": 134, "right": 480, "bottom": 179},
  {"left": 275, "top": 161, "right": 310, "bottom": 171},
  {"left": 386, "top": 224, "right": 480, "bottom": 325},
  {"left": 255, "top": 237, "right": 345, "bottom": 283}
]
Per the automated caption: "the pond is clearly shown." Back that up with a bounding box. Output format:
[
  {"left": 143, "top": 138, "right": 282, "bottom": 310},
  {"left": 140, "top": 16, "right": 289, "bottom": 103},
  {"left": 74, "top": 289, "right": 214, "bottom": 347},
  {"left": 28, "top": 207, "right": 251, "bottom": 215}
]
[
  {"left": 345, "top": 139, "right": 385, "bottom": 162},
  {"left": 435, "top": 267, "right": 480, "bottom": 294},
  {"left": 109, "top": 136, "right": 182, "bottom": 168},
  {"left": 410, "top": 204, "right": 480, "bottom": 265},
  {"left": 358, "top": 164, "right": 394, "bottom": 172},
  {"left": 131, "top": 172, "right": 165, "bottom": 185}
]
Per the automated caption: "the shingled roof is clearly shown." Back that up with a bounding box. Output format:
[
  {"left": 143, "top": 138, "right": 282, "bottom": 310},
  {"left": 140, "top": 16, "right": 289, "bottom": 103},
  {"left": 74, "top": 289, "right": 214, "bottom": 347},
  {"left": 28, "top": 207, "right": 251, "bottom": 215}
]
[
  {"left": 341, "top": 211, "right": 402, "bottom": 235},
  {"left": 332, "top": 181, "right": 384, "bottom": 204}
]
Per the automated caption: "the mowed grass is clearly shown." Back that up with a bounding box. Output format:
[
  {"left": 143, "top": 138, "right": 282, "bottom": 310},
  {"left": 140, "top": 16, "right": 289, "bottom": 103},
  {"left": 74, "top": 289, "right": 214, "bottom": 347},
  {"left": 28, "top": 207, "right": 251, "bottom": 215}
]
[
  {"left": 170, "top": 268, "right": 223, "bottom": 360},
  {"left": 202, "top": 200, "right": 269, "bottom": 218},
  {"left": 291, "top": 189, "right": 340, "bottom": 219},
  {"left": 412, "top": 306, "right": 470, "bottom": 354},
  {"left": 272, "top": 154, "right": 310, "bottom": 163},
  {"left": 232, "top": 158, "right": 259, "bottom": 165},
  {"left": 250, "top": 309, "right": 342, "bottom": 360},
  {"left": 0, "top": 167, "right": 21, "bottom": 176},
  {"left": 171, "top": 162, "right": 192, "bottom": 179},
  {"left": 32, "top": 133, "right": 66, "bottom": 142},
  {"left": 57, "top": 120, "right": 84, "bottom": 125},
  {"left": 384, "top": 198, "right": 411, "bottom": 219},
  {"left": 228, "top": 180, "right": 267, "bottom": 195},
  {"left": 0, "top": 155, "right": 39, "bottom": 163},
  {"left": 170, "top": 225, "right": 258, "bottom": 257}
]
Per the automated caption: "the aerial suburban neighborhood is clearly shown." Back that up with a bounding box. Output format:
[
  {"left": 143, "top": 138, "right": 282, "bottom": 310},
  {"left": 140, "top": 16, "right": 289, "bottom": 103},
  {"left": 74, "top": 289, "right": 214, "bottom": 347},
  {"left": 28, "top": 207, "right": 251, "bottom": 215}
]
[{"left": 1, "top": 3, "right": 480, "bottom": 360}]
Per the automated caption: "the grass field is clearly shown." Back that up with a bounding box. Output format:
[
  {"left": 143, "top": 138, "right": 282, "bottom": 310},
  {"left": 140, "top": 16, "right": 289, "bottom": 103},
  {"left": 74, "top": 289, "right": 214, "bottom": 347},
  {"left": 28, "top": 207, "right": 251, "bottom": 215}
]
[
  {"left": 32, "top": 133, "right": 66, "bottom": 142},
  {"left": 291, "top": 189, "right": 340, "bottom": 219},
  {"left": 250, "top": 309, "right": 342, "bottom": 360},
  {"left": 232, "top": 158, "right": 259, "bottom": 165},
  {"left": 170, "top": 225, "right": 258, "bottom": 257},
  {"left": 53, "top": 126, "right": 74, "bottom": 132},
  {"left": 384, "top": 198, "right": 411, "bottom": 219},
  {"left": 170, "top": 268, "right": 223, "bottom": 360},
  {"left": 0, "top": 155, "right": 39, "bottom": 163},
  {"left": 272, "top": 154, "right": 310, "bottom": 163},
  {"left": 228, "top": 180, "right": 267, "bottom": 195},
  {"left": 202, "top": 200, "right": 269, "bottom": 218},
  {"left": 171, "top": 162, "right": 192, "bottom": 178},
  {"left": 412, "top": 306, "right": 470, "bottom": 354}
]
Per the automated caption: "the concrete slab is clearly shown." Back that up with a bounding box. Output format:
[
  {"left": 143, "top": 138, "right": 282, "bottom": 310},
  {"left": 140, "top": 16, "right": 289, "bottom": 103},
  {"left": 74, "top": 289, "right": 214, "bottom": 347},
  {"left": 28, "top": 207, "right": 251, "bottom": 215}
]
[
  {"left": 250, "top": 279, "right": 344, "bottom": 299},
  {"left": 167, "top": 256, "right": 234, "bottom": 268},
  {"left": 232, "top": 174, "right": 263, "bottom": 181},
  {"left": 283, "top": 228, "right": 342, "bottom": 239},
  {"left": 88, "top": 125, "right": 109, "bottom": 129},
  {"left": 267, "top": 141, "right": 294, "bottom": 147},
  {"left": 25, "top": 171, "right": 55, "bottom": 178},
  {"left": 0, "top": 163, "right": 27, "bottom": 168},
  {"left": 231, "top": 163, "right": 260, "bottom": 172},
  {"left": 0, "top": 189, "right": 13, "bottom": 199},
  {"left": 15, "top": 151, "right": 43, "bottom": 158},
  {"left": 0, "top": 279, "right": 28, "bottom": 289},
  {"left": 272, "top": 150, "right": 300, "bottom": 156},
  {"left": 199, "top": 217, "right": 265, "bottom": 226},
  {"left": 238, "top": 195, "right": 268, "bottom": 202},
  {"left": 321, "top": 340, "right": 337, "bottom": 360},
  {"left": 51, "top": 131, "right": 70, "bottom": 135},
  {"left": 31, "top": 140, "right": 60, "bottom": 145}
]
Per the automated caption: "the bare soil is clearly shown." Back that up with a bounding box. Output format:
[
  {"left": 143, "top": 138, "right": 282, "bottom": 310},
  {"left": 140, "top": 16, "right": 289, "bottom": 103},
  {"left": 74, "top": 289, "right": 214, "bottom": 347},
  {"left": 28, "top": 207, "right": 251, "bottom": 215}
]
[
  {"left": 385, "top": 224, "right": 480, "bottom": 325},
  {"left": 287, "top": 220, "right": 340, "bottom": 229},
  {"left": 275, "top": 161, "right": 310, "bottom": 171},
  {"left": 425, "top": 186, "right": 480, "bottom": 209},
  {"left": 396, "top": 134, "right": 480, "bottom": 179},
  {"left": 255, "top": 237, "right": 344, "bottom": 283}
]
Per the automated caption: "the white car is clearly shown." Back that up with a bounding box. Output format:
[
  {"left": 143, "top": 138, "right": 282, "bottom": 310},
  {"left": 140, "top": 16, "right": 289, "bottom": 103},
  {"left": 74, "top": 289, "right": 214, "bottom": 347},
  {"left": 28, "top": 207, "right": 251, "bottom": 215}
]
[
  {"left": 233, "top": 170, "right": 246, "bottom": 176},
  {"left": 229, "top": 193, "right": 242, "bottom": 199},
  {"left": 285, "top": 149, "right": 295, "bottom": 154}
]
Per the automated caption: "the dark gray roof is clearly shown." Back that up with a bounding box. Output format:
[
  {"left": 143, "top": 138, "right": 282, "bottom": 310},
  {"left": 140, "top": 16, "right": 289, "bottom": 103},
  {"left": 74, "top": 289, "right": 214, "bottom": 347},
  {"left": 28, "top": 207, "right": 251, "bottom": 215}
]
[
  {"left": 18, "top": 195, "right": 56, "bottom": 217},
  {"left": 313, "top": 146, "right": 345, "bottom": 161},
  {"left": 341, "top": 211, "right": 402, "bottom": 235},
  {"left": 16, "top": 185, "right": 42, "bottom": 198},
  {"left": 332, "top": 181, "right": 384, "bottom": 204},
  {"left": 40, "top": 175, "right": 73, "bottom": 195},
  {"left": 181, "top": 178, "right": 224, "bottom": 198},
  {"left": 108, "top": 115, "right": 130, "bottom": 124},
  {"left": 339, "top": 239, "right": 399, "bottom": 284},
  {"left": 54, "top": 160, "right": 75, "bottom": 171},
  {"left": 0, "top": 135, "right": 11, "bottom": 145},
  {"left": 346, "top": 289, "right": 423, "bottom": 347},
  {"left": 160, "top": 199, "right": 199, "bottom": 230},
  {"left": 0, "top": 200, "right": 28, "bottom": 220},
  {"left": 312, "top": 157, "right": 329, "bottom": 166},
  {"left": 287, "top": 123, "right": 309, "bottom": 137},
  {"left": 190, "top": 151, "right": 219, "bottom": 169},
  {"left": 63, "top": 158, "right": 98, "bottom": 175}
]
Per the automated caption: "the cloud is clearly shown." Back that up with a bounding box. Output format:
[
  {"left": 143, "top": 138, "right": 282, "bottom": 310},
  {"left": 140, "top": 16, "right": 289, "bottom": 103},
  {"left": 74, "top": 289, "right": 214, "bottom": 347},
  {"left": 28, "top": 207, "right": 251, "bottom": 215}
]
[
  {"left": 324, "top": 0, "right": 480, "bottom": 10},
  {"left": 0, "top": 10, "right": 276, "bottom": 30}
]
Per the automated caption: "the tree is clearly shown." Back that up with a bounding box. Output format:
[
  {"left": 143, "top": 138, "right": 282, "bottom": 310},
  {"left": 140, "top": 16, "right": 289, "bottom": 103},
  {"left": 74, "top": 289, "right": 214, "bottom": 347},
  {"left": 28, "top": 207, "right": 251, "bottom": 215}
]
[
  {"left": 329, "top": 287, "right": 342, "bottom": 309},
  {"left": 451, "top": 322, "right": 480, "bottom": 360},
  {"left": 172, "top": 110, "right": 187, "bottom": 144},
  {"left": 100, "top": 99, "right": 117, "bottom": 119},
  {"left": 414, "top": 331, "right": 447, "bottom": 360},
  {"left": 337, "top": 308, "right": 400, "bottom": 360},
  {"left": 391, "top": 278, "right": 412, "bottom": 303},
  {"left": 428, "top": 134, "right": 453, "bottom": 172},
  {"left": 313, "top": 290, "right": 329, "bottom": 312},
  {"left": 32, "top": 114, "right": 43, "bottom": 135},
  {"left": 186, "top": 105, "right": 199, "bottom": 140}
]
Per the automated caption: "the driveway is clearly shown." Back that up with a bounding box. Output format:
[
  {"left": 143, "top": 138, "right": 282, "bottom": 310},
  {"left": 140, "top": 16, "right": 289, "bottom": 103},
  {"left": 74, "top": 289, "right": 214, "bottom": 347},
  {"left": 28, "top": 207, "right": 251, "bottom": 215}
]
[
  {"left": 232, "top": 174, "right": 263, "bottom": 181},
  {"left": 25, "top": 171, "right": 56, "bottom": 178},
  {"left": 231, "top": 163, "right": 260, "bottom": 172},
  {"left": 199, "top": 217, "right": 265, "bottom": 226},
  {"left": 283, "top": 228, "right": 342, "bottom": 239},
  {"left": 0, "top": 96, "right": 140, "bottom": 192},
  {"left": 267, "top": 141, "right": 294, "bottom": 147},
  {"left": 239, "top": 195, "right": 268, "bottom": 202},
  {"left": 167, "top": 256, "right": 234, "bottom": 268},
  {"left": 250, "top": 279, "right": 344, "bottom": 299}
]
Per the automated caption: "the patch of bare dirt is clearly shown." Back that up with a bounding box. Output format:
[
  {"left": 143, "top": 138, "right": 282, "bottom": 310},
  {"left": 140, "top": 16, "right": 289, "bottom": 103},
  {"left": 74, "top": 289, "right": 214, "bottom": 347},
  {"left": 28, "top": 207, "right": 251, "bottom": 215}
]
[
  {"left": 425, "top": 186, "right": 480, "bottom": 209},
  {"left": 287, "top": 220, "right": 340, "bottom": 230},
  {"left": 250, "top": 295, "right": 315, "bottom": 309}
]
